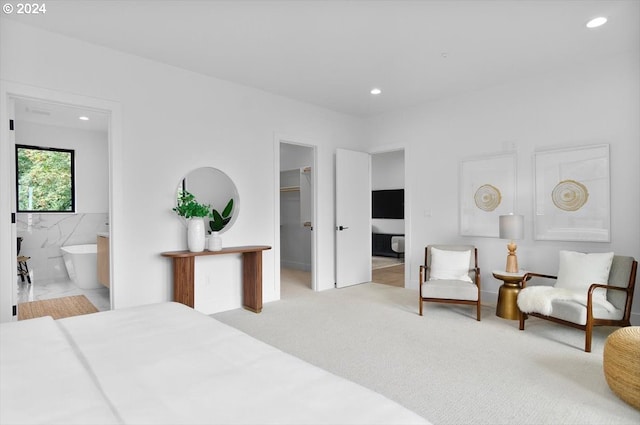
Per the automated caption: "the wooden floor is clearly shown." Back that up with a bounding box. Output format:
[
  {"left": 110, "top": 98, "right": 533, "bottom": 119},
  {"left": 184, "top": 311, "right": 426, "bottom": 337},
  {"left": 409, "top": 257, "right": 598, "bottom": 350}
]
[
  {"left": 18, "top": 295, "right": 99, "bottom": 320},
  {"left": 372, "top": 264, "right": 405, "bottom": 287},
  {"left": 282, "top": 262, "right": 405, "bottom": 291}
]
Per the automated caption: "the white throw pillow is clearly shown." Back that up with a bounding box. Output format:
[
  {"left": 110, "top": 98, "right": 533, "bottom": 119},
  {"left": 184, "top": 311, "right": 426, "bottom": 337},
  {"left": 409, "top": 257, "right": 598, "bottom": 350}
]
[
  {"left": 429, "top": 248, "right": 472, "bottom": 283},
  {"left": 555, "top": 250, "right": 614, "bottom": 307}
]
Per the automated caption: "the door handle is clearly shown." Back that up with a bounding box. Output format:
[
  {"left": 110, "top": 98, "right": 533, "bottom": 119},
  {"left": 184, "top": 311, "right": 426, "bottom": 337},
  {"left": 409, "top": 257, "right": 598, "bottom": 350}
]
[{"left": 337, "top": 225, "right": 349, "bottom": 231}]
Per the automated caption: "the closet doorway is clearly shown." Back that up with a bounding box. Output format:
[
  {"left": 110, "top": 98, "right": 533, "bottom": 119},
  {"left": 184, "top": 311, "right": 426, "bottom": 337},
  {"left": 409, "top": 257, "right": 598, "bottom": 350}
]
[
  {"left": 278, "top": 141, "right": 317, "bottom": 298},
  {"left": 371, "top": 149, "right": 405, "bottom": 287}
]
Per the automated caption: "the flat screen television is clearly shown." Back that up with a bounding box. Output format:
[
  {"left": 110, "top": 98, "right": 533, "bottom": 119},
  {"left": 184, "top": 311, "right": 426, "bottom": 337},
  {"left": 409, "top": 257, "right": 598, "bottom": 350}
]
[{"left": 372, "top": 189, "right": 404, "bottom": 219}]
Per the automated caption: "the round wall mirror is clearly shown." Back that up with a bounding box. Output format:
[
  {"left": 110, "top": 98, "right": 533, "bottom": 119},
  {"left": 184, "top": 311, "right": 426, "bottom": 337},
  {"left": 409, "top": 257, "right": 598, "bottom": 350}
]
[{"left": 176, "top": 167, "right": 239, "bottom": 234}]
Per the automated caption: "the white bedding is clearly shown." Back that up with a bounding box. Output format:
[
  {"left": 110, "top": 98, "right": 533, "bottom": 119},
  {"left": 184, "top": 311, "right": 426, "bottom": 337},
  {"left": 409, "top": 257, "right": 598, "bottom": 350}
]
[
  {"left": 1, "top": 302, "right": 429, "bottom": 425},
  {"left": 0, "top": 316, "right": 121, "bottom": 424}
]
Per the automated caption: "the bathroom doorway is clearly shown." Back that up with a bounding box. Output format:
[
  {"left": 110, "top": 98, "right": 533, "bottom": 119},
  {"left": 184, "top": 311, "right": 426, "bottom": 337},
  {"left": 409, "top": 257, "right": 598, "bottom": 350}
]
[
  {"left": 11, "top": 97, "right": 111, "bottom": 318},
  {"left": 277, "top": 140, "right": 317, "bottom": 298}
]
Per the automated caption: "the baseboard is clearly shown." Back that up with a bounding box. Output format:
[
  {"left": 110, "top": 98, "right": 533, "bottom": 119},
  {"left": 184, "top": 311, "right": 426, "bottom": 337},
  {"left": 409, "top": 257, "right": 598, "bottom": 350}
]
[
  {"left": 280, "top": 261, "right": 311, "bottom": 272},
  {"left": 481, "top": 290, "right": 498, "bottom": 308}
]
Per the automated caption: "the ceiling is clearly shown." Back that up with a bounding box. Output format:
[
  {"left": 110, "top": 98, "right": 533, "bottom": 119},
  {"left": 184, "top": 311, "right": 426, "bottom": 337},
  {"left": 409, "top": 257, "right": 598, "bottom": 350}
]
[
  {"left": 3, "top": 0, "right": 639, "bottom": 117},
  {"left": 14, "top": 98, "right": 109, "bottom": 132}
]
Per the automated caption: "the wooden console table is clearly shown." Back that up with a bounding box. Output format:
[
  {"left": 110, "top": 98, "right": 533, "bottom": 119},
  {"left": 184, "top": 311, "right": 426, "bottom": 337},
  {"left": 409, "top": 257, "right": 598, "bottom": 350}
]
[{"left": 161, "top": 246, "right": 271, "bottom": 313}]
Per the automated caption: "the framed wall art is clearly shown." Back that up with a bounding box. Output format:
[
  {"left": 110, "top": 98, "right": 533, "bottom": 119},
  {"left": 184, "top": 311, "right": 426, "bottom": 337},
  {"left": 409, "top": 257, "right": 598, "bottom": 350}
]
[
  {"left": 534, "top": 144, "right": 610, "bottom": 242},
  {"left": 459, "top": 152, "right": 516, "bottom": 237}
]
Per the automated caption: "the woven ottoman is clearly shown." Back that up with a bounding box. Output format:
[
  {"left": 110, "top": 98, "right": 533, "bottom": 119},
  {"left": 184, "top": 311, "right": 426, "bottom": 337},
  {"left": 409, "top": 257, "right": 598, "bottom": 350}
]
[{"left": 603, "top": 326, "right": 640, "bottom": 410}]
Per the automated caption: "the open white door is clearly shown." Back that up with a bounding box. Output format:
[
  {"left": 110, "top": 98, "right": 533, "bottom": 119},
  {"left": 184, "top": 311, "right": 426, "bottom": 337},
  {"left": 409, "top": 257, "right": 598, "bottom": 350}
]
[
  {"left": 8, "top": 98, "right": 18, "bottom": 321},
  {"left": 335, "top": 148, "right": 371, "bottom": 288}
]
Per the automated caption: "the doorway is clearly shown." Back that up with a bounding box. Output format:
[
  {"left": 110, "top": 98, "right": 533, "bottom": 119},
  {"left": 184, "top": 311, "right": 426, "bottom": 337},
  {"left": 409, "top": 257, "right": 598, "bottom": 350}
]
[
  {"left": 1, "top": 83, "right": 121, "bottom": 323},
  {"left": 278, "top": 141, "right": 317, "bottom": 298},
  {"left": 371, "top": 150, "right": 405, "bottom": 287},
  {"left": 8, "top": 95, "right": 112, "bottom": 319}
]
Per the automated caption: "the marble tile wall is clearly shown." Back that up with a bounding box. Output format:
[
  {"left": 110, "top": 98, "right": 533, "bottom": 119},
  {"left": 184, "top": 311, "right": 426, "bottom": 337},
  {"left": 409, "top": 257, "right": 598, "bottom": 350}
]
[{"left": 16, "top": 213, "right": 109, "bottom": 282}]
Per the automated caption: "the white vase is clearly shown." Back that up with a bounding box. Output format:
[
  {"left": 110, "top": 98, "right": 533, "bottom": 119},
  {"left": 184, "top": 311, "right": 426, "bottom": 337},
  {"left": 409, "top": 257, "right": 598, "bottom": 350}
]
[
  {"left": 187, "top": 217, "right": 206, "bottom": 252},
  {"left": 209, "top": 231, "right": 222, "bottom": 251}
]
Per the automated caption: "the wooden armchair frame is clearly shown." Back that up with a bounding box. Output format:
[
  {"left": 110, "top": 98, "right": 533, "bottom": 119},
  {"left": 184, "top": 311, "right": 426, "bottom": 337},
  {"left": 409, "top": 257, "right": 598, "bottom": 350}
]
[
  {"left": 419, "top": 245, "right": 481, "bottom": 321},
  {"left": 518, "top": 257, "right": 637, "bottom": 352}
]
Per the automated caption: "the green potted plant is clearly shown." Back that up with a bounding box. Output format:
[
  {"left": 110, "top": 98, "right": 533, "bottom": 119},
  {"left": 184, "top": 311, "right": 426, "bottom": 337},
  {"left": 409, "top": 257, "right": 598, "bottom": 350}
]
[
  {"left": 173, "top": 190, "right": 210, "bottom": 252},
  {"left": 208, "top": 198, "right": 233, "bottom": 251},
  {"left": 173, "top": 190, "right": 211, "bottom": 219},
  {"left": 209, "top": 198, "right": 234, "bottom": 232}
]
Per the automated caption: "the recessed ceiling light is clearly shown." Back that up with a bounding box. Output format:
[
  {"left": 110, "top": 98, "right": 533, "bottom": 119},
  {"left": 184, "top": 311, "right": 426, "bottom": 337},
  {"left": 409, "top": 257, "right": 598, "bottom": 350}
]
[
  {"left": 79, "top": 116, "right": 90, "bottom": 121},
  {"left": 370, "top": 88, "right": 382, "bottom": 95},
  {"left": 586, "top": 17, "right": 607, "bottom": 28}
]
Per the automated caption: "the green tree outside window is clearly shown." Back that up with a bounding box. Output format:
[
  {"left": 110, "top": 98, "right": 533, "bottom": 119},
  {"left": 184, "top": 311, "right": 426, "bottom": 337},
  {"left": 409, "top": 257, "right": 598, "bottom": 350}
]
[{"left": 16, "top": 145, "right": 75, "bottom": 212}]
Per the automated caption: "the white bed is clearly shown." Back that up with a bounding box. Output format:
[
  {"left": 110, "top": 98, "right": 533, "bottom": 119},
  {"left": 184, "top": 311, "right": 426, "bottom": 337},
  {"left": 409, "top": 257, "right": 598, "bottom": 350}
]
[{"left": 1, "top": 302, "right": 429, "bottom": 425}]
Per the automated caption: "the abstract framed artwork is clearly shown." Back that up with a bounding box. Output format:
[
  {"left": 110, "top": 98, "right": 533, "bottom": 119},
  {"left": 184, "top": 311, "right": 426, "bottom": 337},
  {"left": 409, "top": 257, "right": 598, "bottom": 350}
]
[
  {"left": 534, "top": 144, "right": 610, "bottom": 242},
  {"left": 459, "top": 153, "right": 516, "bottom": 237}
]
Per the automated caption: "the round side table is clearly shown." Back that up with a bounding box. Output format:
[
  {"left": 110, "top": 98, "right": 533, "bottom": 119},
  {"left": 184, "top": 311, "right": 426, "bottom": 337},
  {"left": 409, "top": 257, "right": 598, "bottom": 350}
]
[{"left": 493, "top": 270, "right": 530, "bottom": 320}]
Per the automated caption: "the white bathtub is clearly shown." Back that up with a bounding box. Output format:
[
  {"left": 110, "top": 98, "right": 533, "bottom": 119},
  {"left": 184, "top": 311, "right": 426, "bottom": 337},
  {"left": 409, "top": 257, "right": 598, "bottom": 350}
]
[{"left": 61, "top": 244, "right": 102, "bottom": 289}]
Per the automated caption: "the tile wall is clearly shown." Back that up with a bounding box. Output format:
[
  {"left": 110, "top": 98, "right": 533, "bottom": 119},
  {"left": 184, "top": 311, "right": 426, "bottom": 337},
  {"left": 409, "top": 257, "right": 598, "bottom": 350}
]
[{"left": 16, "top": 213, "right": 109, "bottom": 282}]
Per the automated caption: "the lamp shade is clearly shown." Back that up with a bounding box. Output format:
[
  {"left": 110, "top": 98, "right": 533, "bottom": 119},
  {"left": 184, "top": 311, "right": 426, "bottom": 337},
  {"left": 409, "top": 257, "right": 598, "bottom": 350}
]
[{"left": 499, "top": 214, "right": 524, "bottom": 240}]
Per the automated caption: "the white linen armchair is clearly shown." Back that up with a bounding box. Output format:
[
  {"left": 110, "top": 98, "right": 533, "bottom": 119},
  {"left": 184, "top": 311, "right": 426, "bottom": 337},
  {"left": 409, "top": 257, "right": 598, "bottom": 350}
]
[
  {"left": 419, "top": 245, "right": 481, "bottom": 321},
  {"left": 517, "top": 252, "right": 637, "bottom": 352}
]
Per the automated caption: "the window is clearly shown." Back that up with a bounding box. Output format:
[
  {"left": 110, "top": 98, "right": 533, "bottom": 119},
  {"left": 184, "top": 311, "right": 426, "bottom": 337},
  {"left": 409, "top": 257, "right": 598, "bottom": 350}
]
[{"left": 16, "top": 145, "right": 75, "bottom": 213}]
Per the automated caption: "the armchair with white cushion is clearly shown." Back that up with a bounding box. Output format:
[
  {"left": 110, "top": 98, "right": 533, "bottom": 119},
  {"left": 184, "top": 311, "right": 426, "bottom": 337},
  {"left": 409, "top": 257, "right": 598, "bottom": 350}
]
[
  {"left": 419, "top": 245, "right": 481, "bottom": 321},
  {"left": 517, "top": 250, "right": 637, "bottom": 352}
]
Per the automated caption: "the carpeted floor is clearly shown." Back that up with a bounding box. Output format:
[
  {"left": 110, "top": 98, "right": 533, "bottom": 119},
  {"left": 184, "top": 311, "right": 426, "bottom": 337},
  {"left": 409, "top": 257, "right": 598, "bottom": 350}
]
[{"left": 214, "top": 281, "right": 640, "bottom": 425}]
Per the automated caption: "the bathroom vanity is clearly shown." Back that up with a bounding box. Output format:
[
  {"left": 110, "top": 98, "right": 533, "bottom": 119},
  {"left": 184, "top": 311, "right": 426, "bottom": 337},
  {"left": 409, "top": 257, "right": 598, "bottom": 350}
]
[{"left": 97, "top": 233, "right": 110, "bottom": 287}]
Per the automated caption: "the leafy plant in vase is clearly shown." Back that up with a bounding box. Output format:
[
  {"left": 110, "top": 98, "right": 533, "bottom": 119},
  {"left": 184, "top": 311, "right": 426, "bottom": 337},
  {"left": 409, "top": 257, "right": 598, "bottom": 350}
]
[
  {"left": 173, "top": 190, "right": 211, "bottom": 252},
  {"left": 208, "top": 198, "right": 234, "bottom": 251}
]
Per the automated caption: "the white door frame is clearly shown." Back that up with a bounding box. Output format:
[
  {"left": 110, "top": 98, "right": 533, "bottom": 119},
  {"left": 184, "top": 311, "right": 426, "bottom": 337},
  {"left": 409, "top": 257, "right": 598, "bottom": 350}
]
[
  {"left": 369, "top": 145, "right": 409, "bottom": 287},
  {"left": 0, "top": 81, "right": 122, "bottom": 322},
  {"left": 273, "top": 133, "right": 318, "bottom": 295}
]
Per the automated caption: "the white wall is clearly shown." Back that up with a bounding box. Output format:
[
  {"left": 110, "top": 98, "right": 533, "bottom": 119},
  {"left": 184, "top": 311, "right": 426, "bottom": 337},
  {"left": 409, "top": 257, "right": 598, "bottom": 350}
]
[
  {"left": 365, "top": 52, "right": 640, "bottom": 323},
  {"left": 372, "top": 150, "right": 404, "bottom": 190},
  {"left": 280, "top": 143, "right": 314, "bottom": 171},
  {"left": 0, "top": 19, "right": 365, "bottom": 320}
]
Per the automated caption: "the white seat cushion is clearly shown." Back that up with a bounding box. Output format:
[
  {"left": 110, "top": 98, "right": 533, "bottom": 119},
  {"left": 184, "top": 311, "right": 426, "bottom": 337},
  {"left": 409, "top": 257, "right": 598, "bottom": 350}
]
[
  {"left": 518, "top": 285, "right": 618, "bottom": 318},
  {"left": 421, "top": 280, "right": 478, "bottom": 301},
  {"left": 548, "top": 300, "right": 624, "bottom": 325}
]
